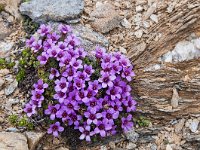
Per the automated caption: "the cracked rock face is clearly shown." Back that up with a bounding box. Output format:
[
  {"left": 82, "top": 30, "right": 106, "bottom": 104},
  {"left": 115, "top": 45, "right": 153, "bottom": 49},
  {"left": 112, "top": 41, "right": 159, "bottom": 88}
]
[
  {"left": 19, "top": 0, "right": 84, "bottom": 23},
  {"left": 0, "top": 132, "right": 29, "bottom": 150}
]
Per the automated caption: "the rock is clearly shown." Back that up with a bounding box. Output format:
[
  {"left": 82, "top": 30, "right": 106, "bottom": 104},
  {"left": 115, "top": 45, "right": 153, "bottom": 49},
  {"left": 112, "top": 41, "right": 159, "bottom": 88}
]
[
  {"left": 121, "top": 18, "right": 132, "bottom": 29},
  {"left": 72, "top": 24, "right": 109, "bottom": 50},
  {"left": 47, "top": 23, "right": 109, "bottom": 51},
  {"left": 119, "top": 47, "right": 127, "bottom": 54},
  {"left": 0, "top": 41, "right": 14, "bottom": 58},
  {"left": 56, "top": 147, "right": 69, "bottom": 150},
  {"left": 19, "top": 0, "right": 84, "bottom": 23},
  {"left": 124, "top": 129, "right": 139, "bottom": 142},
  {"left": 144, "top": 2, "right": 157, "bottom": 20},
  {"left": 135, "top": 29, "right": 143, "bottom": 38},
  {"left": 100, "top": 145, "right": 107, "bottom": 150},
  {"left": 171, "top": 87, "right": 179, "bottom": 108},
  {"left": 4, "top": 0, "right": 22, "bottom": 20},
  {"left": 90, "top": 2, "right": 122, "bottom": 33},
  {"left": 166, "top": 144, "right": 173, "bottom": 150},
  {"left": 0, "top": 132, "right": 29, "bottom": 150},
  {"left": 136, "top": 5, "right": 143, "bottom": 12},
  {"left": 175, "top": 119, "right": 185, "bottom": 133},
  {"left": 5, "top": 127, "right": 19, "bottom": 132},
  {"left": 0, "top": 77, "right": 5, "bottom": 89},
  {"left": 150, "top": 14, "right": 158, "bottom": 23},
  {"left": 126, "top": 142, "right": 137, "bottom": 149},
  {"left": 25, "top": 132, "right": 45, "bottom": 150},
  {"left": 0, "top": 20, "right": 11, "bottom": 40},
  {"left": 0, "top": 69, "right": 9, "bottom": 76},
  {"left": 189, "top": 119, "right": 199, "bottom": 133},
  {"left": 0, "top": 117, "right": 4, "bottom": 123},
  {"left": 4, "top": 79, "right": 18, "bottom": 95}
]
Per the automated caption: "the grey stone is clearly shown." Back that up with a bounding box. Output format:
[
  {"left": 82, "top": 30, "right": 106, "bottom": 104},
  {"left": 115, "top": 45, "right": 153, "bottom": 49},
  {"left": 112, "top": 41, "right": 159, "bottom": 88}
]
[
  {"left": 19, "top": 0, "right": 84, "bottom": 23},
  {"left": 189, "top": 119, "right": 199, "bottom": 133},
  {"left": 0, "top": 41, "right": 14, "bottom": 58},
  {"left": 124, "top": 129, "right": 139, "bottom": 142},
  {"left": 90, "top": 2, "right": 122, "bottom": 33},
  {"left": 0, "top": 132, "right": 29, "bottom": 150},
  {"left": 0, "top": 77, "right": 5, "bottom": 89},
  {"left": 42, "top": 22, "right": 109, "bottom": 51},
  {"left": 4, "top": 79, "right": 18, "bottom": 96},
  {"left": 25, "top": 132, "right": 45, "bottom": 150},
  {"left": 126, "top": 142, "right": 137, "bottom": 149},
  {"left": 5, "top": 127, "right": 19, "bottom": 132}
]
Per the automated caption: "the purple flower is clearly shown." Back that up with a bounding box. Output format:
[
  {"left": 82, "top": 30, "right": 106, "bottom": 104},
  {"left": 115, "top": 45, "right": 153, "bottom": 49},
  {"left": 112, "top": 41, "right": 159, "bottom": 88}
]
[
  {"left": 76, "top": 47, "right": 87, "bottom": 58},
  {"left": 65, "top": 34, "right": 80, "bottom": 47},
  {"left": 67, "top": 112, "right": 82, "bottom": 128},
  {"left": 47, "top": 46, "right": 59, "bottom": 58},
  {"left": 86, "top": 97, "right": 101, "bottom": 114},
  {"left": 121, "top": 114, "right": 133, "bottom": 132},
  {"left": 37, "top": 52, "right": 49, "bottom": 65},
  {"left": 59, "top": 53, "right": 72, "bottom": 67},
  {"left": 26, "top": 36, "right": 35, "bottom": 47},
  {"left": 76, "top": 90, "right": 85, "bottom": 102},
  {"left": 64, "top": 99, "right": 79, "bottom": 114},
  {"left": 45, "top": 104, "right": 60, "bottom": 120},
  {"left": 106, "top": 86, "right": 122, "bottom": 100},
  {"left": 55, "top": 77, "right": 69, "bottom": 92},
  {"left": 84, "top": 111, "right": 102, "bottom": 125},
  {"left": 100, "top": 63, "right": 111, "bottom": 74},
  {"left": 30, "top": 99, "right": 42, "bottom": 108},
  {"left": 47, "top": 122, "right": 64, "bottom": 137},
  {"left": 31, "top": 40, "right": 42, "bottom": 53},
  {"left": 31, "top": 90, "right": 44, "bottom": 101},
  {"left": 56, "top": 105, "right": 68, "bottom": 122},
  {"left": 33, "top": 79, "right": 48, "bottom": 93},
  {"left": 37, "top": 24, "right": 51, "bottom": 37},
  {"left": 59, "top": 24, "right": 72, "bottom": 34},
  {"left": 62, "top": 67, "right": 77, "bottom": 81},
  {"left": 49, "top": 68, "right": 60, "bottom": 80},
  {"left": 82, "top": 89, "right": 96, "bottom": 103},
  {"left": 56, "top": 49, "right": 65, "bottom": 61},
  {"left": 111, "top": 62, "right": 122, "bottom": 74},
  {"left": 88, "top": 80, "right": 101, "bottom": 93},
  {"left": 93, "top": 46, "right": 106, "bottom": 59},
  {"left": 98, "top": 72, "right": 116, "bottom": 88},
  {"left": 74, "top": 78, "right": 85, "bottom": 90},
  {"left": 77, "top": 71, "right": 89, "bottom": 81},
  {"left": 110, "top": 99, "right": 123, "bottom": 112},
  {"left": 102, "top": 54, "right": 114, "bottom": 64},
  {"left": 121, "top": 67, "right": 135, "bottom": 81},
  {"left": 123, "top": 97, "right": 137, "bottom": 112},
  {"left": 53, "top": 91, "right": 66, "bottom": 103},
  {"left": 102, "top": 108, "right": 119, "bottom": 123},
  {"left": 119, "top": 56, "right": 131, "bottom": 67},
  {"left": 84, "top": 65, "right": 94, "bottom": 76},
  {"left": 47, "top": 32, "right": 60, "bottom": 42},
  {"left": 24, "top": 103, "right": 36, "bottom": 117},
  {"left": 43, "top": 39, "right": 54, "bottom": 51},
  {"left": 58, "top": 41, "right": 67, "bottom": 51},
  {"left": 79, "top": 125, "right": 94, "bottom": 142},
  {"left": 70, "top": 58, "right": 83, "bottom": 70},
  {"left": 94, "top": 119, "right": 112, "bottom": 137}
]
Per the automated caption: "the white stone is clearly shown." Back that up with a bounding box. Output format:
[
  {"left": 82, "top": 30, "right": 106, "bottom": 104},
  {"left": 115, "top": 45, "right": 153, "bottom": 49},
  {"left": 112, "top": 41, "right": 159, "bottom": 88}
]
[
  {"left": 135, "top": 29, "right": 143, "bottom": 38},
  {"left": 160, "top": 40, "right": 200, "bottom": 63},
  {"left": 0, "top": 41, "right": 14, "bottom": 58},
  {"left": 126, "top": 142, "right": 137, "bottom": 149},
  {"left": 119, "top": 47, "right": 127, "bottom": 54},
  {"left": 121, "top": 18, "right": 132, "bottom": 28},
  {"left": 194, "top": 38, "right": 200, "bottom": 49},
  {"left": 189, "top": 119, "right": 199, "bottom": 133},
  {"left": 136, "top": 5, "right": 143, "bottom": 12},
  {"left": 150, "top": 14, "right": 158, "bottom": 23},
  {"left": 4, "top": 79, "right": 18, "bottom": 96},
  {"left": 166, "top": 144, "right": 173, "bottom": 150}
]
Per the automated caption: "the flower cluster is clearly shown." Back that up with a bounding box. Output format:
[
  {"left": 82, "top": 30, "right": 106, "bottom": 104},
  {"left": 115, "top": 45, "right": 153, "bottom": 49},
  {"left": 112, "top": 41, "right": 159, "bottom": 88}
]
[{"left": 24, "top": 24, "right": 137, "bottom": 141}]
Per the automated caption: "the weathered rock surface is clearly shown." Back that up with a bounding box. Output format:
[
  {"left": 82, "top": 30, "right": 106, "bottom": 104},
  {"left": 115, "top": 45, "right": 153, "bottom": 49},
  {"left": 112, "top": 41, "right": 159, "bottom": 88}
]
[
  {"left": 4, "top": 0, "right": 22, "bottom": 20},
  {"left": 19, "top": 0, "right": 84, "bottom": 23},
  {"left": 43, "top": 22, "right": 109, "bottom": 51},
  {"left": 90, "top": 2, "right": 122, "bottom": 33},
  {"left": 0, "top": 132, "right": 29, "bottom": 150},
  {"left": 0, "top": 41, "right": 14, "bottom": 58},
  {"left": 4, "top": 79, "right": 18, "bottom": 96},
  {"left": 0, "top": 19, "right": 12, "bottom": 40},
  {"left": 25, "top": 132, "right": 45, "bottom": 150}
]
